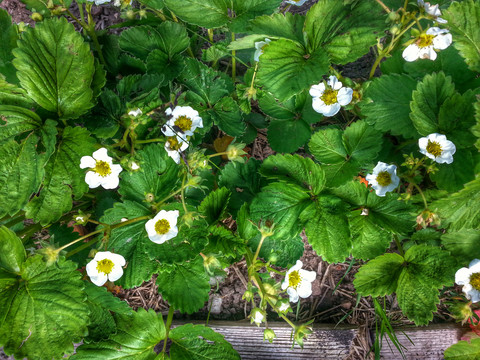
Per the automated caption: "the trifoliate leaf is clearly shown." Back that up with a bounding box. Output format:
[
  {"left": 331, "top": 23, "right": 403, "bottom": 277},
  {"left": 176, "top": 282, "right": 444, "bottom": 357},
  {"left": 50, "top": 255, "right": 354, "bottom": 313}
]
[
  {"left": 0, "top": 9, "right": 18, "bottom": 84},
  {"left": 250, "top": 182, "right": 310, "bottom": 241},
  {"left": 257, "top": 38, "right": 330, "bottom": 102},
  {"left": 119, "top": 144, "right": 179, "bottom": 205},
  {"left": 443, "top": 0, "right": 480, "bottom": 72},
  {"left": 305, "top": 0, "right": 386, "bottom": 63},
  {"left": 260, "top": 154, "right": 325, "bottom": 195},
  {"left": 147, "top": 51, "right": 185, "bottom": 82},
  {"left": 360, "top": 74, "right": 419, "bottom": 138},
  {"left": 354, "top": 253, "right": 405, "bottom": 297},
  {"left": 309, "top": 121, "right": 382, "bottom": 187},
  {"left": 207, "top": 96, "right": 246, "bottom": 137},
  {"left": 72, "top": 308, "right": 166, "bottom": 360},
  {"left": 169, "top": 324, "right": 240, "bottom": 360},
  {"left": 431, "top": 176, "right": 480, "bottom": 230},
  {"left": 12, "top": 17, "right": 95, "bottom": 119},
  {"left": 442, "top": 229, "right": 480, "bottom": 264},
  {"left": 301, "top": 197, "right": 351, "bottom": 263},
  {"left": 156, "top": 257, "right": 210, "bottom": 314},
  {"left": 0, "top": 256, "right": 88, "bottom": 360},
  {"left": 267, "top": 118, "right": 311, "bottom": 153},
  {"left": 218, "top": 159, "right": 265, "bottom": 215},
  {"left": 25, "top": 126, "right": 95, "bottom": 225},
  {"left": 198, "top": 187, "right": 231, "bottom": 225},
  {"left": 247, "top": 12, "right": 305, "bottom": 44},
  {"left": 0, "top": 226, "right": 25, "bottom": 274},
  {"left": 204, "top": 226, "right": 246, "bottom": 259},
  {"left": 430, "top": 148, "right": 475, "bottom": 192},
  {"left": 444, "top": 338, "right": 480, "bottom": 360}
]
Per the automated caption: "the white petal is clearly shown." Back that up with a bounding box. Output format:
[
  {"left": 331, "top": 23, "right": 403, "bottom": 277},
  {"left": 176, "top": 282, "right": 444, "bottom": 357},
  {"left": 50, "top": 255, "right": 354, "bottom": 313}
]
[
  {"left": 111, "top": 164, "right": 123, "bottom": 175},
  {"left": 92, "top": 148, "right": 112, "bottom": 162},
  {"left": 426, "top": 27, "right": 447, "bottom": 36},
  {"left": 80, "top": 156, "right": 96, "bottom": 169},
  {"left": 418, "top": 46, "right": 437, "bottom": 60},
  {"left": 433, "top": 33, "right": 452, "bottom": 50},
  {"left": 254, "top": 49, "right": 262, "bottom": 62},
  {"left": 296, "top": 282, "right": 313, "bottom": 299},
  {"left": 365, "top": 173, "right": 376, "bottom": 184},
  {"left": 469, "top": 259, "right": 480, "bottom": 271},
  {"left": 128, "top": 108, "right": 142, "bottom": 117},
  {"left": 281, "top": 279, "right": 289, "bottom": 290},
  {"left": 162, "top": 125, "right": 176, "bottom": 137},
  {"left": 455, "top": 267, "right": 471, "bottom": 285},
  {"left": 107, "top": 265, "right": 124, "bottom": 282},
  {"left": 418, "top": 137, "right": 428, "bottom": 151},
  {"left": 287, "top": 287, "right": 299, "bottom": 303},
  {"left": 328, "top": 76, "right": 342, "bottom": 90},
  {"left": 166, "top": 148, "right": 181, "bottom": 164},
  {"left": 309, "top": 83, "right": 325, "bottom": 98},
  {"left": 402, "top": 44, "right": 420, "bottom": 62},
  {"left": 337, "top": 87, "right": 353, "bottom": 106},
  {"left": 90, "top": 273, "right": 109, "bottom": 286},
  {"left": 372, "top": 161, "right": 389, "bottom": 174},
  {"left": 470, "top": 289, "right": 480, "bottom": 303},
  {"left": 145, "top": 219, "right": 157, "bottom": 237},
  {"left": 85, "top": 171, "right": 102, "bottom": 188},
  {"left": 374, "top": 186, "right": 388, "bottom": 197},
  {"left": 109, "top": 253, "right": 126, "bottom": 266},
  {"left": 300, "top": 269, "right": 316, "bottom": 283},
  {"left": 101, "top": 174, "right": 120, "bottom": 189},
  {"left": 86, "top": 259, "right": 100, "bottom": 278}
]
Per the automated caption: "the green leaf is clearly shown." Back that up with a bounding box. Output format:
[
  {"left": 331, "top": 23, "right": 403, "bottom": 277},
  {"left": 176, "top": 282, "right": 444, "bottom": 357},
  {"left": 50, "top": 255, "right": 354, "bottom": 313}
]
[
  {"left": 0, "top": 105, "right": 42, "bottom": 143},
  {"left": 0, "top": 256, "right": 88, "bottom": 360},
  {"left": 257, "top": 38, "right": 330, "bottom": 102},
  {"left": 208, "top": 96, "right": 246, "bottom": 137},
  {"left": 430, "top": 148, "right": 475, "bottom": 192},
  {"left": 348, "top": 212, "right": 391, "bottom": 260},
  {"left": 218, "top": 159, "right": 265, "bottom": 215},
  {"left": 250, "top": 182, "right": 310, "bottom": 241},
  {"left": 72, "top": 308, "right": 166, "bottom": 360},
  {"left": 147, "top": 51, "right": 185, "bottom": 82},
  {"left": 25, "top": 127, "right": 95, "bottom": 225},
  {"left": 354, "top": 253, "right": 405, "bottom": 297},
  {"left": 0, "top": 226, "right": 25, "bottom": 274},
  {"left": 443, "top": 0, "right": 480, "bottom": 72},
  {"left": 267, "top": 118, "right": 311, "bottom": 153},
  {"left": 156, "top": 257, "right": 210, "bottom": 314},
  {"left": 169, "top": 324, "right": 240, "bottom": 360},
  {"left": 247, "top": 12, "right": 305, "bottom": 44},
  {"left": 119, "top": 144, "right": 179, "bottom": 205},
  {"left": 302, "top": 197, "right": 351, "bottom": 263},
  {"left": 431, "top": 176, "right": 480, "bottom": 230},
  {"left": 0, "top": 9, "right": 18, "bottom": 84},
  {"left": 260, "top": 154, "right": 325, "bottom": 195},
  {"left": 12, "top": 17, "right": 95, "bottom": 119},
  {"left": 360, "top": 74, "right": 419, "bottom": 138},
  {"left": 84, "top": 281, "right": 132, "bottom": 315},
  {"left": 305, "top": 0, "right": 386, "bottom": 63},
  {"left": 204, "top": 226, "right": 246, "bottom": 259},
  {"left": 444, "top": 338, "right": 480, "bottom": 360},
  {"left": 198, "top": 187, "right": 231, "bottom": 225},
  {"left": 309, "top": 121, "right": 382, "bottom": 186},
  {"left": 442, "top": 229, "right": 480, "bottom": 263},
  {"left": 0, "top": 76, "right": 31, "bottom": 108},
  {"left": 163, "top": 0, "right": 229, "bottom": 28}
]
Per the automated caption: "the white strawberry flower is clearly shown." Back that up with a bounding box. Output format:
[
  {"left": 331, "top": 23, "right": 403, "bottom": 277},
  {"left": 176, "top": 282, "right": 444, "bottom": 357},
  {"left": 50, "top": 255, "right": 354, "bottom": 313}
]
[
  {"left": 455, "top": 259, "right": 480, "bottom": 303},
  {"left": 145, "top": 210, "right": 180, "bottom": 244},
  {"left": 418, "top": 133, "right": 456, "bottom": 164},
  {"left": 286, "top": 0, "right": 308, "bottom": 5},
  {"left": 250, "top": 308, "right": 265, "bottom": 326},
  {"left": 253, "top": 38, "right": 271, "bottom": 62},
  {"left": 402, "top": 27, "right": 452, "bottom": 62},
  {"left": 309, "top": 76, "right": 353, "bottom": 117},
  {"left": 80, "top": 148, "right": 123, "bottom": 189},
  {"left": 86, "top": 251, "right": 126, "bottom": 286},
  {"left": 165, "top": 136, "right": 189, "bottom": 164},
  {"left": 162, "top": 106, "right": 203, "bottom": 137},
  {"left": 128, "top": 108, "right": 142, "bottom": 117},
  {"left": 87, "top": 0, "right": 111, "bottom": 5},
  {"left": 281, "top": 260, "right": 316, "bottom": 303},
  {"left": 365, "top": 162, "right": 400, "bottom": 197},
  {"left": 417, "top": 0, "right": 447, "bottom": 24}
]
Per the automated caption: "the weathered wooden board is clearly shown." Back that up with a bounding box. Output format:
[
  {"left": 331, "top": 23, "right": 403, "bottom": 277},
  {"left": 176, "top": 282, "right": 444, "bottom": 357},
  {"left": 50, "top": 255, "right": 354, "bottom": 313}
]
[{"left": 380, "top": 324, "right": 464, "bottom": 360}]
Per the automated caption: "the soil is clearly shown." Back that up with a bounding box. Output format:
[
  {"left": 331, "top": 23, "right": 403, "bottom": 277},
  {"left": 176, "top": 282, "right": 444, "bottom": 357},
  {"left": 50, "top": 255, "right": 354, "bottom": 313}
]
[{"left": 0, "top": 1, "right": 455, "bottom": 359}]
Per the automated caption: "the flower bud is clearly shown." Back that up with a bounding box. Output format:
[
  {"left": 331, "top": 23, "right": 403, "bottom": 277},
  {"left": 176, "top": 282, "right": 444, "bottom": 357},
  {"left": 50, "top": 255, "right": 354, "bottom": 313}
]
[
  {"left": 448, "top": 302, "right": 473, "bottom": 325},
  {"left": 139, "top": 9, "right": 147, "bottom": 19},
  {"left": 250, "top": 308, "right": 265, "bottom": 326},
  {"left": 387, "top": 11, "right": 400, "bottom": 23},
  {"left": 294, "top": 320, "right": 314, "bottom": 348},
  {"left": 31, "top": 12, "right": 43, "bottom": 22},
  {"left": 38, "top": 246, "right": 60, "bottom": 266},
  {"left": 226, "top": 143, "right": 247, "bottom": 163},
  {"left": 16, "top": 22, "right": 28, "bottom": 32},
  {"left": 145, "top": 193, "right": 155, "bottom": 203},
  {"left": 203, "top": 254, "right": 221, "bottom": 275},
  {"left": 243, "top": 290, "right": 254, "bottom": 302},
  {"left": 74, "top": 212, "right": 89, "bottom": 225},
  {"left": 389, "top": 25, "right": 401, "bottom": 35},
  {"left": 125, "top": 10, "right": 136, "bottom": 20},
  {"left": 263, "top": 329, "right": 276, "bottom": 343}
]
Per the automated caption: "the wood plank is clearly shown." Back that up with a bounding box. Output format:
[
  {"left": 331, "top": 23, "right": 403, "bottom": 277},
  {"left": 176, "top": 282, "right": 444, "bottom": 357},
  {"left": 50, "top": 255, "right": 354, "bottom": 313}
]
[{"left": 380, "top": 324, "right": 465, "bottom": 360}]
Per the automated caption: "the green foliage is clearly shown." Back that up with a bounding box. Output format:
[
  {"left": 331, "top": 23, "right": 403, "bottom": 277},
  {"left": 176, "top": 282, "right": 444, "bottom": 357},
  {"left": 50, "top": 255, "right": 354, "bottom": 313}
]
[
  {"left": 156, "top": 257, "right": 210, "bottom": 314},
  {"left": 444, "top": 338, "right": 480, "bottom": 360},
  {"left": 247, "top": 12, "right": 305, "bottom": 44},
  {"left": 442, "top": 229, "right": 480, "bottom": 264},
  {"left": 354, "top": 245, "right": 456, "bottom": 325},
  {"left": 309, "top": 120, "right": 383, "bottom": 186},
  {"left": 72, "top": 308, "right": 166, "bottom": 360},
  {"left": 169, "top": 323, "right": 240, "bottom": 359},
  {"left": 25, "top": 126, "right": 95, "bottom": 225},
  {"left": 0, "top": 255, "right": 88, "bottom": 360},
  {"left": 430, "top": 148, "right": 475, "bottom": 192},
  {"left": 12, "top": 17, "right": 95, "bottom": 119},
  {"left": 0, "top": 9, "right": 18, "bottom": 83},
  {"left": 208, "top": 96, "right": 246, "bottom": 137},
  {"left": 198, "top": 187, "right": 231, "bottom": 225},
  {"left": 443, "top": 0, "right": 480, "bottom": 73},
  {"left": 204, "top": 225, "right": 247, "bottom": 259},
  {"left": 360, "top": 74, "right": 419, "bottom": 138},
  {"left": 0, "top": 226, "right": 26, "bottom": 274}
]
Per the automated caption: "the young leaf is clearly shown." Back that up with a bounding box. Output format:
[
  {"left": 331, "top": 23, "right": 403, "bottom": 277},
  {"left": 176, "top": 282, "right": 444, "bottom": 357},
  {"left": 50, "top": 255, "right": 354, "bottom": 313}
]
[
  {"left": 198, "top": 187, "right": 231, "bottom": 225},
  {"left": 156, "top": 257, "right": 210, "bottom": 314},
  {"left": 72, "top": 308, "right": 166, "bottom": 360},
  {"left": 360, "top": 74, "right": 419, "bottom": 138},
  {"left": 25, "top": 126, "right": 95, "bottom": 225},
  {"left": 444, "top": 338, "right": 480, "bottom": 360},
  {"left": 169, "top": 324, "right": 240, "bottom": 360},
  {"left": 0, "top": 256, "right": 89, "bottom": 360},
  {"left": 12, "top": 17, "right": 95, "bottom": 119},
  {"left": 443, "top": 0, "right": 480, "bottom": 72}
]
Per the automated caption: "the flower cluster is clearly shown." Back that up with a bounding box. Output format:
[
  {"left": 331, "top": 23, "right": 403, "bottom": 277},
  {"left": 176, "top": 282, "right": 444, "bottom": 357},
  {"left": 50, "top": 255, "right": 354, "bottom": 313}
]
[{"left": 309, "top": 76, "right": 353, "bottom": 117}]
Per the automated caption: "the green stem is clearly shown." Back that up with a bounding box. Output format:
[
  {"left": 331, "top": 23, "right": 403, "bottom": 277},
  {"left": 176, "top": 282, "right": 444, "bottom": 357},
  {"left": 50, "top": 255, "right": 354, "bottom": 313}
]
[
  {"left": 231, "top": 32, "right": 236, "bottom": 82},
  {"left": 66, "top": 236, "right": 99, "bottom": 258},
  {"left": 180, "top": 174, "right": 188, "bottom": 213},
  {"left": 154, "top": 188, "right": 184, "bottom": 208},
  {"left": 375, "top": 0, "right": 391, "bottom": 13},
  {"left": 3, "top": 214, "right": 25, "bottom": 229},
  {"left": 252, "top": 235, "right": 267, "bottom": 265},
  {"left": 136, "top": 138, "right": 165, "bottom": 144},
  {"left": 162, "top": 306, "right": 175, "bottom": 353},
  {"left": 86, "top": 4, "right": 106, "bottom": 65},
  {"left": 413, "top": 183, "right": 428, "bottom": 209},
  {"left": 57, "top": 228, "right": 105, "bottom": 252}
]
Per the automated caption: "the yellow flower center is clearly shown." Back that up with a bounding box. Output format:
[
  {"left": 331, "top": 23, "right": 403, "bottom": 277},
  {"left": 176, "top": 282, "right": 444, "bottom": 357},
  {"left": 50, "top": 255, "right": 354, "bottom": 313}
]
[
  {"left": 320, "top": 89, "right": 338, "bottom": 105},
  {"left": 376, "top": 171, "right": 392, "bottom": 187},
  {"left": 426, "top": 140, "right": 443, "bottom": 157},
  {"left": 288, "top": 270, "right": 301, "bottom": 289},
  {"left": 417, "top": 34, "right": 435, "bottom": 48},
  {"left": 174, "top": 116, "right": 193, "bottom": 132},
  {"left": 167, "top": 136, "right": 182, "bottom": 151},
  {"left": 93, "top": 160, "right": 112, "bottom": 177},
  {"left": 96, "top": 259, "right": 114, "bottom": 275},
  {"left": 470, "top": 273, "right": 480, "bottom": 291},
  {"left": 155, "top": 219, "right": 170, "bottom": 235}
]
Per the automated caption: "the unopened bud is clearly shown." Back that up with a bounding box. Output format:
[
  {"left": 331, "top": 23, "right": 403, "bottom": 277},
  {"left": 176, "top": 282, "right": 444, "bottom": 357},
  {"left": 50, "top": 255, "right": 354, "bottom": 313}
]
[
  {"left": 203, "top": 254, "right": 221, "bottom": 275},
  {"left": 243, "top": 290, "right": 254, "bottom": 302},
  {"left": 226, "top": 143, "right": 247, "bottom": 163},
  {"left": 139, "top": 9, "right": 147, "bottom": 19},
  {"left": 448, "top": 302, "right": 473, "bottom": 325},
  {"left": 387, "top": 11, "right": 400, "bottom": 22},
  {"left": 125, "top": 10, "right": 136, "bottom": 20},
  {"left": 263, "top": 329, "right": 276, "bottom": 343},
  {"left": 250, "top": 308, "right": 265, "bottom": 326},
  {"left": 145, "top": 193, "right": 155, "bottom": 203},
  {"left": 38, "top": 246, "right": 60, "bottom": 266},
  {"left": 31, "top": 12, "right": 43, "bottom": 22},
  {"left": 389, "top": 25, "right": 401, "bottom": 35}
]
